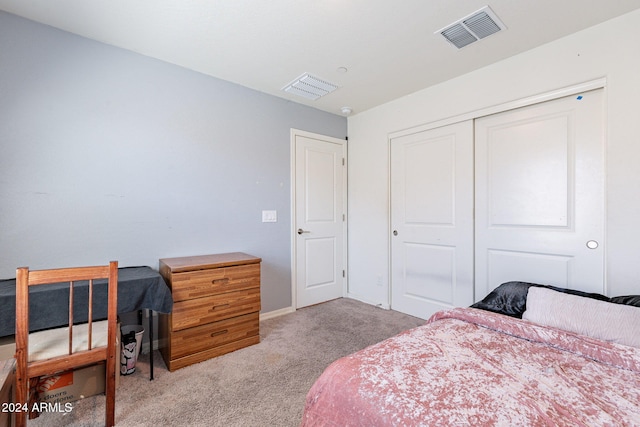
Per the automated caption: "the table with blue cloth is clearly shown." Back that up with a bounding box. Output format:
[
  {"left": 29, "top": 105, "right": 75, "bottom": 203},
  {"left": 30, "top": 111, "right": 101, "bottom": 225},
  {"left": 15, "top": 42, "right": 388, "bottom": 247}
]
[{"left": 0, "top": 266, "right": 173, "bottom": 379}]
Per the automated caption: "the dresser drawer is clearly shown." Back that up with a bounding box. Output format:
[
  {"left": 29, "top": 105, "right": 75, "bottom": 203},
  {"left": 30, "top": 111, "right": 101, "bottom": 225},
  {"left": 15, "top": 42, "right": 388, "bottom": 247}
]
[
  {"left": 168, "top": 312, "right": 259, "bottom": 359},
  {"left": 171, "top": 287, "right": 261, "bottom": 331},
  {"left": 169, "top": 264, "right": 260, "bottom": 302}
]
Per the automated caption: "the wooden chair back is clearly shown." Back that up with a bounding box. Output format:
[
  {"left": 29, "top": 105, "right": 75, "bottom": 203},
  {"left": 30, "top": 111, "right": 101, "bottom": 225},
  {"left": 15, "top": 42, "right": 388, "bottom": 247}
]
[{"left": 14, "top": 261, "right": 118, "bottom": 427}]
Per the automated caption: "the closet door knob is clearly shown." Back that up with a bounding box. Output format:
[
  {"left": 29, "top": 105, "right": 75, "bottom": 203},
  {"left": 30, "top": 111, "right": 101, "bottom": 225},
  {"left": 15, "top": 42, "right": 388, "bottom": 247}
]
[
  {"left": 586, "top": 240, "right": 599, "bottom": 249},
  {"left": 393, "top": 230, "right": 398, "bottom": 236},
  {"left": 298, "top": 228, "right": 310, "bottom": 235}
]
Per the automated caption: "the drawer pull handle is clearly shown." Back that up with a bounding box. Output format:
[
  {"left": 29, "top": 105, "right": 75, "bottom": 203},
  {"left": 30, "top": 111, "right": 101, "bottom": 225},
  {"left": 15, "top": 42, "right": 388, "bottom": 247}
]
[
  {"left": 212, "top": 278, "right": 230, "bottom": 285},
  {"left": 211, "top": 303, "right": 230, "bottom": 311},
  {"left": 210, "top": 329, "right": 229, "bottom": 338}
]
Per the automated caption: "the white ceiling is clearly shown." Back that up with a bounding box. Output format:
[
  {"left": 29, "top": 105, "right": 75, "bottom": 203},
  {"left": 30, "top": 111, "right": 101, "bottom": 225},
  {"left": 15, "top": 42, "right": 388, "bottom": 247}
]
[{"left": 1, "top": 0, "right": 639, "bottom": 116}]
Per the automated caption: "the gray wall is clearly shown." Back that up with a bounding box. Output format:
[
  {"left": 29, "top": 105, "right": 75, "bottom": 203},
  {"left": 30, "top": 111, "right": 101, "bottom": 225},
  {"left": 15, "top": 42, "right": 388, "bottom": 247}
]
[{"left": 0, "top": 12, "right": 347, "bottom": 314}]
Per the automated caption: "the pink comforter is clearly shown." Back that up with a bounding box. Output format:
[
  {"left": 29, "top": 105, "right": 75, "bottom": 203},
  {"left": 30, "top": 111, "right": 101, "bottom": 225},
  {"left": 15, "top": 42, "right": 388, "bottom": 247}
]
[{"left": 301, "top": 308, "right": 640, "bottom": 426}]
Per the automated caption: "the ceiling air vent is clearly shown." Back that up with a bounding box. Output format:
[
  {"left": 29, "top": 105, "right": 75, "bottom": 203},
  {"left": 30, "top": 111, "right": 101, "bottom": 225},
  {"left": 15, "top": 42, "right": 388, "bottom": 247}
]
[
  {"left": 282, "top": 73, "right": 338, "bottom": 100},
  {"left": 436, "top": 6, "right": 506, "bottom": 49}
]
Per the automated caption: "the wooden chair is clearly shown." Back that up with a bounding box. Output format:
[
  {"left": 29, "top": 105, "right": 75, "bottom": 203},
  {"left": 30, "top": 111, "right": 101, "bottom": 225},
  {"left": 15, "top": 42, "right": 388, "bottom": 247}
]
[{"left": 14, "top": 262, "right": 118, "bottom": 427}]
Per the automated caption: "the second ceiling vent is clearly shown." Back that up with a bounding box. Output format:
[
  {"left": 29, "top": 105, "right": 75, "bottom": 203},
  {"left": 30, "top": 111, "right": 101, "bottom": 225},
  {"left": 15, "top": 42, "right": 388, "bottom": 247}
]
[
  {"left": 437, "top": 6, "right": 506, "bottom": 49},
  {"left": 282, "top": 73, "right": 339, "bottom": 101}
]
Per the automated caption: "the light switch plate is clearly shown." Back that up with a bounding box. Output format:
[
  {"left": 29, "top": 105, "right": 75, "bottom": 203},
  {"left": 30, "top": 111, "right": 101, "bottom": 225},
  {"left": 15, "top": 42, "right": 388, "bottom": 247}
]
[{"left": 262, "top": 210, "right": 277, "bottom": 222}]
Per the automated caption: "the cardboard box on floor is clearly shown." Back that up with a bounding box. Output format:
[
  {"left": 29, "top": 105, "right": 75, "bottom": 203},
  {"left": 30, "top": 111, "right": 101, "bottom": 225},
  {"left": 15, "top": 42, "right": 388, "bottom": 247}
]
[{"left": 36, "top": 363, "right": 106, "bottom": 405}]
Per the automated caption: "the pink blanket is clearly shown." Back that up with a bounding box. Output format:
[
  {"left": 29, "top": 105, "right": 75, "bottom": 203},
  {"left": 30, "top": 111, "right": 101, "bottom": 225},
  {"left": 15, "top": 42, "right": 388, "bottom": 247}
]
[{"left": 301, "top": 308, "right": 640, "bottom": 426}]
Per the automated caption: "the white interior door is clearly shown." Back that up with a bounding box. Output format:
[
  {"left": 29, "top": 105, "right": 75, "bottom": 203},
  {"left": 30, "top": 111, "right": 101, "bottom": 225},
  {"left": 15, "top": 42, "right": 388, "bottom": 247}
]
[
  {"left": 293, "top": 130, "right": 347, "bottom": 308},
  {"left": 390, "top": 121, "right": 474, "bottom": 319},
  {"left": 475, "top": 89, "right": 605, "bottom": 298}
]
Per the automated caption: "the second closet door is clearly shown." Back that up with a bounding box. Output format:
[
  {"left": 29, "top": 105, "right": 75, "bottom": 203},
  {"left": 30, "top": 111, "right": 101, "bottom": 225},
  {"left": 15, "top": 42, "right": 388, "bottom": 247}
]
[{"left": 475, "top": 89, "right": 605, "bottom": 298}]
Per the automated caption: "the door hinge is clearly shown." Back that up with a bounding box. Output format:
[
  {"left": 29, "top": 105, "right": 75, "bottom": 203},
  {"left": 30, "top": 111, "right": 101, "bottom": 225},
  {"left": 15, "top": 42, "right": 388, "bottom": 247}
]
[
  {"left": 342, "top": 270, "right": 345, "bottom": 277},
  {"left": 342, "top": 214, "right": 345, "bottom": 221},
  {"left": 342, "top": 158, "right": 345, "bottom": 166}
]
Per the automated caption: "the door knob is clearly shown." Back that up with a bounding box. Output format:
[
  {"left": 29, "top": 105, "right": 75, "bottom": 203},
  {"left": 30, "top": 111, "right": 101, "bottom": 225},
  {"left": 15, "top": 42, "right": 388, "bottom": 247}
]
[
  {"left": 298, "top": 228, "right": 310, "bottom": 235},
  {"left": 393, "top": 230, "right": 398, "bottom": 236},
  {"left": 586, "top": 240, "right": 599, "bottom": 249}
]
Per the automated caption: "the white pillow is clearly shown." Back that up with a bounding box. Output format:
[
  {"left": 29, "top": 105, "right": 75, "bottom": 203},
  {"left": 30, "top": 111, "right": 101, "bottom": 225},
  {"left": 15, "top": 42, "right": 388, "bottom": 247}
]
[{"left": 523, "top": 287, "right": 640, "bottom": 348}]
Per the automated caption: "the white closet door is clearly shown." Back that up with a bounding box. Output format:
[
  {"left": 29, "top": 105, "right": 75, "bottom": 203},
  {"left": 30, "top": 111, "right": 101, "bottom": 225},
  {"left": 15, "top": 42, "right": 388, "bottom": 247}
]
[
  {"left": 475, "top": 89, "right": 605, "bottom": 298},
  {"left": 390, "top": 121, "right": 474, "bottom": 319}
]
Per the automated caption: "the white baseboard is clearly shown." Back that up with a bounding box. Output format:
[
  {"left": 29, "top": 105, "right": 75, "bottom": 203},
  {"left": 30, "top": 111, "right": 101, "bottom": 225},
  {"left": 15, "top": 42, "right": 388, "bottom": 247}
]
[
  {"left": 347, "top": 292, "right": 390, "bottom": 310},
  {"left": 260, "top": 306, "right": 295, "bottom": 321}
]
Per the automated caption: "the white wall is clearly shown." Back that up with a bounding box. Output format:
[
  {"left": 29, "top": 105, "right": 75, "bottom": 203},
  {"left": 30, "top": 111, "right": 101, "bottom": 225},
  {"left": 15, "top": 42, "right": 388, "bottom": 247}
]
[{"left": 347, "top": 9, "right": 640, "bottom": 306}]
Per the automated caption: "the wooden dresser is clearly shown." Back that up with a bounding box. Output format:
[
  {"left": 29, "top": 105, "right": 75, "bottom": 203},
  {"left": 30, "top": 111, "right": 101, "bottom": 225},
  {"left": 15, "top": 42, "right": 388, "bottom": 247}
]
[{"left": 158, "top": 253, "right": 261, "bottom": 371}]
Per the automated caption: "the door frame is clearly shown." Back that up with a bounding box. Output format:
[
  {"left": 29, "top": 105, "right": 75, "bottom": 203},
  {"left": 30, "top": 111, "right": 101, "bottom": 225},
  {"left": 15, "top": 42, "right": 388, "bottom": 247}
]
[
  {"left": 290, "top": 128, "right": 348, "bottom": 310},
  {"left": 388, "top": 78, "right": 606, "bottom": 141},
  {"left": 387, "top": 77, "right": 607, "bottom": 307}
]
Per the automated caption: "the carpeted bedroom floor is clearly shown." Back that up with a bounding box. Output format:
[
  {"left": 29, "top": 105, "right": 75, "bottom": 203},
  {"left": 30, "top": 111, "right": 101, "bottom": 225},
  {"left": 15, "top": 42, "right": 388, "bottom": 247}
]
[{"left": 30, "top": 298, "right": 424, "bottom": 426}]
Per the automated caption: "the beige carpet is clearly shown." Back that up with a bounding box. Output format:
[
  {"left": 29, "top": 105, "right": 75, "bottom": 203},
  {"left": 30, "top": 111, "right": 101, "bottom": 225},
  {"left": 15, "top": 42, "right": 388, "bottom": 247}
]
[{"left": 30, "top": 298, "right": 424, "bottom": 426}]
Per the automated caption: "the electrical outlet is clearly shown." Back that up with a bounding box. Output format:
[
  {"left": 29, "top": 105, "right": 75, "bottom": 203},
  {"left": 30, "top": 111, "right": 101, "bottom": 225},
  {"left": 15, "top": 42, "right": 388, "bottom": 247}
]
[{"left": 262, "top": 210, "right": 277, "bottom": 223}]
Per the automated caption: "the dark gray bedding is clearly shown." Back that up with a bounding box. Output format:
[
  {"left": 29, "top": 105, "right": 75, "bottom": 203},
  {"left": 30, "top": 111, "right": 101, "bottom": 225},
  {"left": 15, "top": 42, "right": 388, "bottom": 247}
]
[{"left": 471, "top": 281, "right": 639, "bottom": 318}]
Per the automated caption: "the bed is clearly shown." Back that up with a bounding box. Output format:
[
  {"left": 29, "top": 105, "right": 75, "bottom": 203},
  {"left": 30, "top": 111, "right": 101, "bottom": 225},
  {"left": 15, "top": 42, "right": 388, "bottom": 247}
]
[{"left": 300, "top": 284, "right": 640, "bottom": 426}]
